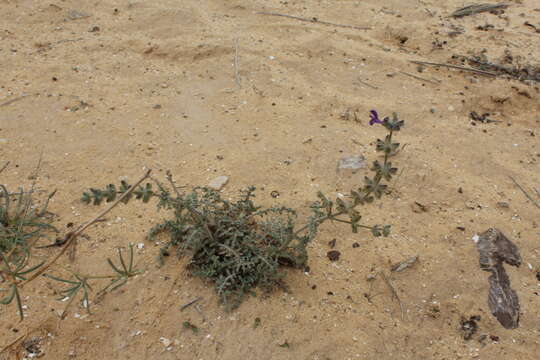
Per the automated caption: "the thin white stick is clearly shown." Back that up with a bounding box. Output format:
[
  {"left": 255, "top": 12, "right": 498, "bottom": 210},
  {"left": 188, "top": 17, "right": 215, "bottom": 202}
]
[{"left": 234, "top": 38, "right": 241, "bottom": 89}]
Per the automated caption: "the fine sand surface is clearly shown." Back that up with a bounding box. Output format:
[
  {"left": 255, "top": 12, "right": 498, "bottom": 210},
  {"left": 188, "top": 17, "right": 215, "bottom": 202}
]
[{"left": 1, "top": 1, "right": 539, "bottom": 359}]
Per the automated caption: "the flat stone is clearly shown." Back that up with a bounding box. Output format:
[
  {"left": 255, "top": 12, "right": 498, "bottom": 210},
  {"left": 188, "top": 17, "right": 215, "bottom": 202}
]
[
  {"left": 67, "top": 10, "right": 90, "bottom": 20},
  {"left": 337, "top": 155, "right": 366, "bottom": 174},
  {"left": 160, "top": 337, "right": 171, "bottom": 347},
  {"left": 208, "top": 176, "right": 229, "bottom": 190}
]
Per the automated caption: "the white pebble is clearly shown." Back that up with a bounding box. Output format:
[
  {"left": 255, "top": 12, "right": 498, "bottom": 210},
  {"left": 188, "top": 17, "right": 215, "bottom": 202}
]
[
  {"left": 160, "top": 337, "right": 172, "bottom": 347},
  {"left": 208, "top": 176, "right": 229, "bottom": 190}
]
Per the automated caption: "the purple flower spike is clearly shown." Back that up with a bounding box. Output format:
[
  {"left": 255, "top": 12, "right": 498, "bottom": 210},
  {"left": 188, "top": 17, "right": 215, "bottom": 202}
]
[{"left": 369, "top": 110, "right": 383, "bottom": 126}]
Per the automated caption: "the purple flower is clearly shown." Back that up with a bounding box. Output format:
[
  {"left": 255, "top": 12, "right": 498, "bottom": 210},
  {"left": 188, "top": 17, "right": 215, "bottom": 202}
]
[{"left": 369, "top": 110, "right": 383, "bottom": 125}]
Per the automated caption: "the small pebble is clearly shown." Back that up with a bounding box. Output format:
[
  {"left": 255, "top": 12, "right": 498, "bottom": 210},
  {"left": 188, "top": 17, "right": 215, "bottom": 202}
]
[
  {"left": 67, "top": 10, "right": 90, "bottom": 20},
  {"left": 160, "top": 337, "right": 172, "bottom": 347},
  {"left": 337, "top": 155, "right": 366, "bottom": 173},
  {"left": 208, "top": 176, "right": 229, "bottom": 190},
  {"left": 327, "top": 250, "right": 341, "bottom": 261}
]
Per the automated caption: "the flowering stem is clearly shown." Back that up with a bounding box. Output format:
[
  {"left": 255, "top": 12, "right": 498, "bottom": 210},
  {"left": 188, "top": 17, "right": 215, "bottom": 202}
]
[{"left": 293, "top": 126, "right": 396, "bottom": 240}]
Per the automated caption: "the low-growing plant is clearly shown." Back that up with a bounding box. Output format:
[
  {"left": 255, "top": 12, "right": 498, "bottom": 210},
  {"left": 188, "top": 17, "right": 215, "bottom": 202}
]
[
  {"left": 43, "top": 244, "right": 141, "bottom": 318},
  {"left": 0, "top": 110, "right": 404, "bottom": 321},
  {"left": 0, "top": 164, "right": 145, "bottom": 321},
  {"left": 0, "top": 171, "right": 57, "bottom": 320},
  {"left": 81, "top": 110, "right": 404, "bottom": 310}
]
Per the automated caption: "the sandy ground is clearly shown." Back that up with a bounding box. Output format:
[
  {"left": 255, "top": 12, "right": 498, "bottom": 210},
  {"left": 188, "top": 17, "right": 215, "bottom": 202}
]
[{"left": 1, "top": 0, "right": 540, "bottom": 359}]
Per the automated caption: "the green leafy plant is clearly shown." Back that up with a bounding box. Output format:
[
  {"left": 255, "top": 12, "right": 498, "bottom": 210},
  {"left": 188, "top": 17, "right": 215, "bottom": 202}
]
[
  {"left": 1, "top": 164, "right": 146, "bottom": 321},
  {"left": 43, "top": 244, "right": 141, "bottom": 316},
  {"left": 182, "top": 321, "right": 199, "bottom": 334},
  {"left": 81, "top": 111, "right": 404, "bottom": 310},
  {"left": 0, "top": 181, "right": 57, "bottom": 320},
  {"left": 81, "top": 181, "right": 154, "bottom": 205},
  {"left": 253, "top": 317, "right": 261, "bottom": 328}
]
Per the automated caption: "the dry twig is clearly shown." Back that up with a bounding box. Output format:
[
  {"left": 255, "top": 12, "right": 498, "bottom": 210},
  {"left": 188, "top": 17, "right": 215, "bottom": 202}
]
[
  {"left": 449, "top": 3, "right": 509, "bottom": 18},
  {"left": 234, "top": 38, "right": 241, "bottom": 89},
  {"left": 0, "top": 94, "right": 31, "bottom": 107},
  {"left": 356, "top": 78, "right": 378, "bottom": 89},
  {"left": 0, "top": 161, "right": 9, "bottom": 174},
  {"left": 0, "top": 333, "right": 25, "bottom": 356},
  {"left": 410, "top": 60, "right": 497, "bottom": 77},
  {"left": 399, "top": 71, "right": 441, "bottom": 84},
  {"left": 180, "top": 297, "right": 202, "bottom": 311},
  {"left": 257, "top": 12, "right": 371, "bottom": 30},
  {"left": 509, "top": 176, "right": 540, "bottom": 209}
]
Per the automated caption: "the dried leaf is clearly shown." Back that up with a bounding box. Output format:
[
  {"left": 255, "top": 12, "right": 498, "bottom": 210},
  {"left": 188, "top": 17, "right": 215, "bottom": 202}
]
[
  {"left": 450, "top": 3, "right": 509, "bottom": 18},
  {"left": 391, "top": 255, "right": 418, "bottom": 272},
  {"left": 474, "top": 228, "right": 521, "bottom": 329}
]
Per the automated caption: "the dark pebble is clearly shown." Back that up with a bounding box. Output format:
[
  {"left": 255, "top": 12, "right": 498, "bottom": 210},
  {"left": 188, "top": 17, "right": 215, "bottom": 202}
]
[{"left": 327, "top": 250, "right": 341, "bottom": 261}]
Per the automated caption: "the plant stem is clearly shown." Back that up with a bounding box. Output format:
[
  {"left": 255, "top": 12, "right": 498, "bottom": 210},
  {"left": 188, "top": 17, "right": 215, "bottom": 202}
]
[
  {"left": 330, "top": 217, "right": 375, "bottom": 230},
  {"left": 21, "top": 169, "right": 152, "bottom": 286},
  {"left": 294, "top": 128, "right": 395, "bottom": 239},
  {"left": 77, "top": 274, "right": 117, "bottom": 280}
]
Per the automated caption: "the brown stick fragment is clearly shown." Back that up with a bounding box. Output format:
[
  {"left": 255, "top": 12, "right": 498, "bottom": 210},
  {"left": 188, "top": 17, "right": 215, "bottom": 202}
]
[
  {"left": 0, "top": 94, "right": 30, "bottom": 107},
  {"left": 0, "top": 333, "right": 25, "bottom": 356},
  {"left": 509, "top": 176, "right": 540, "bottom": 209},
  {"left": 410, "top": 60, "right": 497, "bottom": 77},
  {"left": 0, "top": 161, "right": 9, "bottom": 174},
  {"left": 356, "top": 78, "right": 378, "bottom": 89},
  {"left": 399, "top": 71, "right": 441, "bottom": 84},
  {"left": 180, "top": 297, "right": 202, "bottom": 311},
  {"left": 257, "top": 12, "right": 371, "bottom": 30},
  {"left": 449, "top": 3, "right": 509, "bottom": 18},
  {"left": 234, "top": 38, "right": 241, "bottom": 89}
]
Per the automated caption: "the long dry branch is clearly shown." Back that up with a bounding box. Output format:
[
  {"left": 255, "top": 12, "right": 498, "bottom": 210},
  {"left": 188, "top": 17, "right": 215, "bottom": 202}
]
[
  {"left": 257, "top": 12, "right": 371, "bottom": 31},
  {"left": 410, "top": 60, "right": 497, "bottom": 77}
]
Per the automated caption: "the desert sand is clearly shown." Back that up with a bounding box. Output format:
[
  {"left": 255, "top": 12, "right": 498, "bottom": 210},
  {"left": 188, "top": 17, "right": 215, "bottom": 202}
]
[{"left": 1, "top": 0, "right": 539, "bottom": 359}]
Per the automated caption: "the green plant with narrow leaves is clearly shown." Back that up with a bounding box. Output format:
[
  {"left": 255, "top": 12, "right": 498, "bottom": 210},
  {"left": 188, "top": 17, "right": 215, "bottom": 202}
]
[
  {"left": 44, "top": 244, "right": 141, "bottom": 316},
  {"left": 81, "top": 110, "right": 404, "bottom": 311},
  {"left": 1, "top": 166, "right": 142, "bottom": 321},
  {"left": 0, "top": 181, "right": 57, "bottom": 320}
]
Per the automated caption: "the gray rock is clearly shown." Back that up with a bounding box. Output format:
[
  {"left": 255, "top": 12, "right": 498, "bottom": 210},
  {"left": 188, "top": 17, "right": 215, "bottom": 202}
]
[
  {"left": 337, "top": 155, "right": 366, "bottom": 174},
  {"left": 208, "top": 176, "right": 229, "bottom": 190},
  {"left": 67, "top": 10, "right": 90, "bottom": 21}
]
